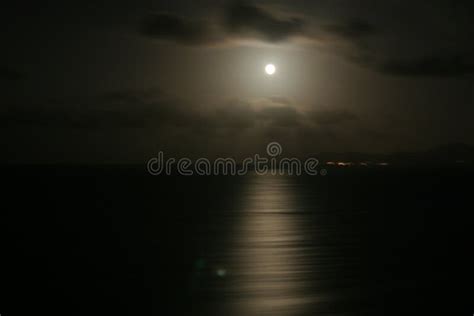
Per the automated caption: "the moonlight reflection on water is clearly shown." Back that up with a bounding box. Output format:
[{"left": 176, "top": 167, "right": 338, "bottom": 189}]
[{"left": 208, "top": 174, "right": 323, "bottom": 316}]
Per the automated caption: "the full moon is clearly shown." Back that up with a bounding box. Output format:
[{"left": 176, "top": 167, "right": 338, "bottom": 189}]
[{"left": 265, "top": 64, "right": 276, "bottom": 75}]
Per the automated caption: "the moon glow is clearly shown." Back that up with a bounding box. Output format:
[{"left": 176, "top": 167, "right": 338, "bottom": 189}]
[{"left": 265, "top": 64, "right": 276, "bottom": 75}]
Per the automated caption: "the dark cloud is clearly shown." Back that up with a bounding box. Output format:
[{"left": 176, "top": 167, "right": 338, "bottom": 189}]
[
  {"left": 377, "top": 54, "right": 474, "bottom": 77},
  {"left": 1, "top": 91, "right": 355, "bottom": 134},
  {"left": 311, "top": 109, "right": 358, "bottom": 126},
  {"left": 258, "top": 105, "right": 303, "bottom": 127},
  {"left": 223, "top": 2, "right": 305, "bottom": 41},
  {"left": 140, "top": 13, "right": 218, "bottom": 45},
  {"left": 0, "top": 66, "right": 25, "bottom": 81},
  {"left": 138, "top": 2, "right": 381, "bottom": 46},
  {"left": 214, "top": 100, "right": 256, "bottom": 128},
  {"left": 1, "top": 90, "right": 201, "bottom": 129},
  {"left": 337, "top": 1, "right": 474, "bottom": 77},
  {"left": 139, "top": 2, "right": 307, "bottom": 44},
  {"left": 322, "top": 19, "right": 376, "bottom": 40}
]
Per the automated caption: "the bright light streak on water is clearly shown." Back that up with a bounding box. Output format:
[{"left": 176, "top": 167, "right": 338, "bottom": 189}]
[{"left": 206, "top": 174, "right": 328, "bottom": 316}]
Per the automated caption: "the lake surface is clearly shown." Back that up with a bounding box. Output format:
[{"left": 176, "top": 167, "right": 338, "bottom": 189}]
[{"left": 2, "top": 167, "right": 473, "bottom": 315}]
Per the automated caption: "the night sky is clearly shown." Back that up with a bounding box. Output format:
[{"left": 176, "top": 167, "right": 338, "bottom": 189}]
[{"left": 2, "top": 0, "right": 473, "bottom": 163}]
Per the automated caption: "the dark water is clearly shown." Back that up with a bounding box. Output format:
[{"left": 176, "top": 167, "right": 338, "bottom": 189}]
[{"left": 1, "top": 167, "right": 473, "bottom": 315}]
